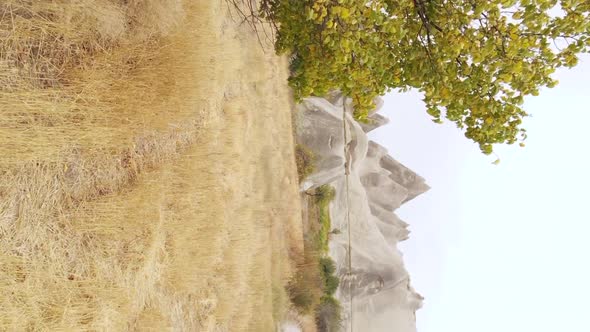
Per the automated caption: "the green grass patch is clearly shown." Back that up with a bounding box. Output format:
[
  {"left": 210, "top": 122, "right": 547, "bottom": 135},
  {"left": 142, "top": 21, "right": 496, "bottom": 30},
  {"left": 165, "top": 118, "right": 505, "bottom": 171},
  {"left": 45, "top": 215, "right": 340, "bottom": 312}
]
[
  {"left": 314, "top": 185, "right": 335, "bottom": 253},
  {"left": 288, "top": 184, "right": 342, "bottom": 331}
]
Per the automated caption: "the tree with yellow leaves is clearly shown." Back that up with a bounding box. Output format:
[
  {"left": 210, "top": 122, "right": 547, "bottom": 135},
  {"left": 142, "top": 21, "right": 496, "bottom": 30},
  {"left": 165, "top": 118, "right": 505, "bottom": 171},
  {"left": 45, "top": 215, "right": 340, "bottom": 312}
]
[{"left": 262, "top": 0, "right": 590, "bottom": 154}]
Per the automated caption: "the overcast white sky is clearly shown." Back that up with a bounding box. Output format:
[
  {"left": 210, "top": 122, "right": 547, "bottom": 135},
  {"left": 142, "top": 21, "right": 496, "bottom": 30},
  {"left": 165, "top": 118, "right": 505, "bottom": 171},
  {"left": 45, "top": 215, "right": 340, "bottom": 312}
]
[{"left": 370, "top": 54, "right": 590, "bottom": 332}]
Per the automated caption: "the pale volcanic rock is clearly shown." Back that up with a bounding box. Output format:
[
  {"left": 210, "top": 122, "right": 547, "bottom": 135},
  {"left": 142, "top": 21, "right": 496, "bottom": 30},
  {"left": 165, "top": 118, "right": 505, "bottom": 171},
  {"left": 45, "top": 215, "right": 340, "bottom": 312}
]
[
  {"left": 295, "top": 95, "right": 429, "bottom": 332},
  {"left": 359, "top": 113, "right": 390, "bottom": 133}
]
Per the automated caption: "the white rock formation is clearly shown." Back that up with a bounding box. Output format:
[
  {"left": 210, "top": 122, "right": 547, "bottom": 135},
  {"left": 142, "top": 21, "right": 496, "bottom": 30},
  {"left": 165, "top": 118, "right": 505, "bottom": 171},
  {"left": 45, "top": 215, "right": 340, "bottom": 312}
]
[{"left": 296, "top": 95, "right": 428, "bottom": 332}]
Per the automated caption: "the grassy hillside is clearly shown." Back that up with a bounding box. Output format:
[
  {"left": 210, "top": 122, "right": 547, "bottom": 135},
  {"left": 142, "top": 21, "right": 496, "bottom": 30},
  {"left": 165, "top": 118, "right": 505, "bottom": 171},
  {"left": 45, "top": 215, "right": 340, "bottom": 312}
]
[{"left": 0, "top": 0, "right": 302, "bottom": 330}]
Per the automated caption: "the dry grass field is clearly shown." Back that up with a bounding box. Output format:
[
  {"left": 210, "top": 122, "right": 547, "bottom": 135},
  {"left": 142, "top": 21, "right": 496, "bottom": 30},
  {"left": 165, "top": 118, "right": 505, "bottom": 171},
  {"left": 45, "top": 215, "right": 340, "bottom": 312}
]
[{"left": 0, "top": 0, "right": 303, "bottom": 330}]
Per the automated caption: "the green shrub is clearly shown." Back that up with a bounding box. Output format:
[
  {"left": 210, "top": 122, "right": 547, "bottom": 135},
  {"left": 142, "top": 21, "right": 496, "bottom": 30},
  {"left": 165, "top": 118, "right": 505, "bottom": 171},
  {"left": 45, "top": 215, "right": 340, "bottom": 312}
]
[
  {"left": 287, "top": 184, "right": 342, "bottom": 327},
  {"left": 314, "top": 185, "right": 335, "bottom": 206},
  {"left": 319, "top": 257, "right": 339, "bottom": 296},
  {"left": 319, "top": 257, "right": 336, "bottom": 276},
  {"left": 315, "top": 296, "right": 343, "bottom": 332},
  {"left": 287, "top": 271, "right": 321, "bottom": 314},
  {"left": 287, "top": 251, "right": 323, "bottom": 314},
  {"left": 287, "top": 283, "right": 315, "bottom": 313}
]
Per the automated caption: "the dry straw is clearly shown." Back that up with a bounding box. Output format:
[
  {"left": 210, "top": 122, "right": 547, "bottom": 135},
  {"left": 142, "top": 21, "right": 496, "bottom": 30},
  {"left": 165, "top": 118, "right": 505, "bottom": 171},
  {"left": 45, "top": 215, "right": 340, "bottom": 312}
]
[
  {"left": 0, "top": 0, "right": 304, "bottom": 330},
  {"left": 1, "top": 0, "right": 301, "bottom": 330},
  {"left": 1, "top": 0, "right": 217, "bottom": 329}
]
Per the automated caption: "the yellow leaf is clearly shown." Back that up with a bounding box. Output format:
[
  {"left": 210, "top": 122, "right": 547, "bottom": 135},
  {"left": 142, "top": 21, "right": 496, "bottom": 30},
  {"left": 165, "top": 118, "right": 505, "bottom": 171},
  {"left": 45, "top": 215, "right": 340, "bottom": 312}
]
[
  {"left": 499, "top": 73, "right": 512, "bottom": 82},
  {"left": 340, "top": 7, "right": 350, "bottom": 19}
]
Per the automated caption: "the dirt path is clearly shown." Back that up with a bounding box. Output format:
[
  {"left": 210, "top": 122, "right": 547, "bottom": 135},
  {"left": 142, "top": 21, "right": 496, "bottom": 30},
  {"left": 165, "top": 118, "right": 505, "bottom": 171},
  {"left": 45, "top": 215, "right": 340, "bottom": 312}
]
[{"left": 0, "top": 1, "right": 302, "bottom": 330}]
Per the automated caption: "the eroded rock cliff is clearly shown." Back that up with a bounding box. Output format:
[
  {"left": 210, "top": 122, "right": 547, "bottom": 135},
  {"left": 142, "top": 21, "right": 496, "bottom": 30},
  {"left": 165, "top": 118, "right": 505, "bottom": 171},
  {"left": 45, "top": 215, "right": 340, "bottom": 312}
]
[{"left": 295, "top": 95, "right": 428, "bottom": 332}]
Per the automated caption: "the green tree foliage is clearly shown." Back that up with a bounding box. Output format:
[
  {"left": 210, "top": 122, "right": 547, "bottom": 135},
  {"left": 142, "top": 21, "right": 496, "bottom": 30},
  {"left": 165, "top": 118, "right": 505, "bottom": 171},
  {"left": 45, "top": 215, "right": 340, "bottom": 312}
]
[
  {"left": 263, "top": 0, "right": 590, "bottom": 153},
  {"left": 319, "top": 257, "right": 339, "bottom": 295}
]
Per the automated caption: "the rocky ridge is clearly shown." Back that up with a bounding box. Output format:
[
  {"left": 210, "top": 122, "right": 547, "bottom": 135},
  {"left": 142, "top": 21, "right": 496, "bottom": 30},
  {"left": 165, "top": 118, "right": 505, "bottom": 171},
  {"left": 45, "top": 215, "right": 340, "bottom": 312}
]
[{"left": 296, "top": 95, "right": 429, "bottom": 332}]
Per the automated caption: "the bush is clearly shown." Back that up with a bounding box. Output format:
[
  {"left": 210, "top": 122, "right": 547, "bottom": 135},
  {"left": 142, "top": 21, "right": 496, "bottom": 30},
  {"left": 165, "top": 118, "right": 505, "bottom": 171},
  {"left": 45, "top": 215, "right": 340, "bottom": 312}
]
[
  {"left": 287, "top": 250, "right": 323, "bottom": 314},
  {"left": 324, "top": 275, "right": 339, "bottom": 297},
  {"left": 295, "top": 144, "right": 314, "bottom": 182},
  {"left": 315, "top": 296, "right": 342, "bottom": 332},
  {"left": 319, "top": 257, "right": 339, "bottom": 296},
  {"left": 319, "top": 257, "right": 335, "bottom": 276},
  {"left": 286, "top": 256, "right": 341, "bottom": 324},
  {"left": 287, "top": 281, "right": 316, "bottom": 313},
  {"left": 287, "top": 184, "right": 342, "bottom": 329},
  {"left": 314, "top": 185, "right": 335, "bottom": 206}
]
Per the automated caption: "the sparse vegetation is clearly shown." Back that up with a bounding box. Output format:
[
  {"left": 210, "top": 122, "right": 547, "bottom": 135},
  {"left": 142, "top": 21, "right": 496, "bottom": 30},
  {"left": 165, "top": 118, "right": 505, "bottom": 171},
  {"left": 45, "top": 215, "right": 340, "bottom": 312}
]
[
  {"left": 287, "top": 251, "right": 324, "bottom": 313},
  {"left": 295, "top": 144, "right": 315, "bottom": 182},
  {"left": 315, "top": 184, "right": 336, "bottom": 207},
  {"left": 289, "top": 184, "right": 342, "bottom": 331},
  {"left": 316, "top": 295, "right": 343, "bottom": 332},
  {"left": 319, "top": 257, "right": 339, "bottom": 296},
  {"left": 315, "top": 185, "right": 336, "bottom": 253}
]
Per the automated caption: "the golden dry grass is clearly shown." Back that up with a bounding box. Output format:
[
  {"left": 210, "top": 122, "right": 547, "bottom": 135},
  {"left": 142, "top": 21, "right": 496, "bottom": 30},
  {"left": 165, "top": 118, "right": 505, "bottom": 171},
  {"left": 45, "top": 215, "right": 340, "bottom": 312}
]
[{"left": 0, "top": 0, "right": 302, "bottom": 330}]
